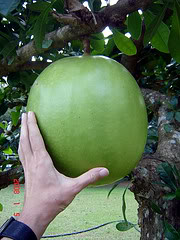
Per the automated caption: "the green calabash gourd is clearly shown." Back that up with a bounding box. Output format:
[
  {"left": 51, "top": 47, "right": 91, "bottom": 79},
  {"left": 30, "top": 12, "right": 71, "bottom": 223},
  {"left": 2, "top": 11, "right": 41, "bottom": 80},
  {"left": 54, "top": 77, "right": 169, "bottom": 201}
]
[{"left": 27, "top": 55, "right": 148, "bottom": 186}]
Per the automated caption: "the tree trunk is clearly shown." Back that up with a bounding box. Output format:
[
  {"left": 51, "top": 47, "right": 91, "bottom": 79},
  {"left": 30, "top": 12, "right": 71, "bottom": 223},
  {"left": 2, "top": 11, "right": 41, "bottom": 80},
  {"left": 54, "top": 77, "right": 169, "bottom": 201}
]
[
  {"left": 130, "top": 89, "right": 180, "bottom": 239},
  {"left": 0, "top": 166, "right": 23, "bottom": 190}
]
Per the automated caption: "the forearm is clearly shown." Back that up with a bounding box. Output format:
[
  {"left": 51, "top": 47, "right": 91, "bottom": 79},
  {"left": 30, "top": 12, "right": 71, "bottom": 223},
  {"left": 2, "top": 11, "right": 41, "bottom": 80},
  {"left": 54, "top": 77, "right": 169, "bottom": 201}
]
[
  {"left": 1, "top": 209, "right": 51, "bottom": 240},
  {"left": 15, "top": 207, "right": 52, "bottom": 240}
]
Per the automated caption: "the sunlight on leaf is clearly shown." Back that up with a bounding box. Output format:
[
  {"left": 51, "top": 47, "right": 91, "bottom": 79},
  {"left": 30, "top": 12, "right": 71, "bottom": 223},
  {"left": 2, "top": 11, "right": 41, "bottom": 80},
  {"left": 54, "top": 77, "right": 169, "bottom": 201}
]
[{"left": 113, "top": 29, "right": 137, "bottom": 56}]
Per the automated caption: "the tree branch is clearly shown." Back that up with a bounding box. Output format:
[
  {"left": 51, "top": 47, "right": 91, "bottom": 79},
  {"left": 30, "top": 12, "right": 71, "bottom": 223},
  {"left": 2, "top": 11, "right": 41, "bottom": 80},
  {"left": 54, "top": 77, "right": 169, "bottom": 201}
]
[
  {"left": 142, "top": 88, "right": 180, "bottom": 163},
  {"left": 0, "top": 0, "right": 153, "bottom": 78},
  {"left": 21, "top": 61, "right": 52, "bottom": 71},
  {"left": 100, "top": 0, "right": 152, "bottom": 26},
  {"left": 0, "top": 24, "right": 102, "bottom": 77},
  {"left": 51, "top": 11, "right": 80, "bottom": 26},
  {"left": 64, "top": 0, "right": 85, "bottom": 12}
]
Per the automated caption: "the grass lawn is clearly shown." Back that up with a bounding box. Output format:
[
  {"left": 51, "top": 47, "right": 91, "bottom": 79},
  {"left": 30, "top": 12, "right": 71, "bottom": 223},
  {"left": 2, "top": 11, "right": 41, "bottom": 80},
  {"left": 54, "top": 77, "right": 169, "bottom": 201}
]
[{"left": 1, "top": 183, "right": 140, "bottom": 240}]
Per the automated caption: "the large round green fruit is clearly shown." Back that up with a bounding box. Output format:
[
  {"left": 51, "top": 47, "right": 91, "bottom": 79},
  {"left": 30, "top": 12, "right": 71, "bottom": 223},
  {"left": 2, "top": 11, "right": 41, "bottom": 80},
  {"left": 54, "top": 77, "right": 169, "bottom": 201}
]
[{"left": 27, "top": 55, "right": 147, "bottom": 186}]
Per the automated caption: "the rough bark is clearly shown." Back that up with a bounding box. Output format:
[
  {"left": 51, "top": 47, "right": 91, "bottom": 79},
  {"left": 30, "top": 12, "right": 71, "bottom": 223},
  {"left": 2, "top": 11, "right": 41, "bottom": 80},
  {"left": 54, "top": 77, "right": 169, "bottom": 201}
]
[
  {"left": 100, "top": 0, "right": 152, "bottom": 26},
  {"left": 0, "top": 166, "right": 23, "bottom": 190},
  {"left": 130, "top": 89, "right": 180, "bottom": 239}
]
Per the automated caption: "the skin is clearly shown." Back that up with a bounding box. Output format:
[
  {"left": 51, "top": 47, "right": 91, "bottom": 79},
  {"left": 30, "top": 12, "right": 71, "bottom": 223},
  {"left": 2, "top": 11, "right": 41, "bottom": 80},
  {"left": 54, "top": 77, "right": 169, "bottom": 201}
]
[{"left": 2, "top": 112, "right": 109, "bottom": 240}]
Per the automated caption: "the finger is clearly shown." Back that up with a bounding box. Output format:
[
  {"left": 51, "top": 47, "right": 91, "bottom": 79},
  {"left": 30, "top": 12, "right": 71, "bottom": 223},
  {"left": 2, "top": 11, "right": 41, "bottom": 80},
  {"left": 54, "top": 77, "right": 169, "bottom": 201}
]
[
  {"left": 18, "top": 143, "right": 25, "bottom": 168},
  {"left": 19, "top": 113, "right": 32, "bottom": 157},
  {"left": 74, "top": 168, "right": 109, "bottom": 193},
  {"left": 27, "top": 111, "right": 46, "bottom": 153}
]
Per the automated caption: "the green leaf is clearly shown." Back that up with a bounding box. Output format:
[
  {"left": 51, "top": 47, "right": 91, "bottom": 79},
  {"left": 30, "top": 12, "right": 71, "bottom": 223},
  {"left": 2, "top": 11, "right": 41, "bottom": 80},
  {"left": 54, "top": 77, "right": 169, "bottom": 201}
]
[
  {"left": 0, "top": 122, "right": 6, "bottom": 130},
  {"left": 122, "top": 184, "right": 131, "bottom": 224},
  {"left": 103, "top": 38, "right": 115, "bottom": 56},
  {"left": 11, "top": 109, "right": 20, "bottom": 126},
  {"left": 168, "top": 1, "right": 180, "bottom": 62},
  {"left": 19, "top": 72, "right": 37, "bottom": 91},
  {"left": 113, "top": 29, "right": 137, "bottom": 56},
  {"left": 116, "top": 221, "right": 134, "bottom": 231},
  {"left": 5, "top": 14, "right": 26, "bottom": 30},
  {"left": 150, "top": 202, "right": 163, "bottom": 214},
  {"left": 149, "top": 3, "right": 167, "bottom": 16},
  {"left": 7, "top": 72, "right": 21, "bottom": 87},
  {"left": 164, "top": 124, "right": 173, "bottom": 133},
  {"left": 91, "top": 33, "right": 104, "bottom": 40},
  {"left": 127, "top": 11, "right": 142, "bottom": 40},
  {"left": 0, "top": 203, "right": 3, "bottom": 212},
  {"left": 157, "top": 162, "right": 178, "bottom": 192},
  {"left": 92, "top": 0, "right": 101, "bottom": 11},
  {"left": 3, "top": 146, "right": 13, "bottom": 155},
  {"left": 170, "top": 96, "right": 178, "bottom": 108},
  {"left": 33, "top": 0, "right": 56, "bottom": 50},
  {"left": 0, "top": 103, "right": 8, "bottom": 116},
  {"left": 164, "top": 220, "right": 180, "bottom": 239},
  {"left": 53, "top": 0, "right": 64, "bottom": 14},
  {"left": 0, "top": 0, "right": 21, "bottom": 16},
  {"left": 107, "top": 179, "right": 125, "bottom": 198},
  {"left": 87, "top": 0, "right": 95, "bottom": 11},
  {"left": 172, "top": 165, "right": 180, "bottom": 184},
  {"left": 27, "top": 1, "right": 51, "bottom": 12},
  {"left": 175, "top": 112, "right": 180, "bottom": 122},
  {"left": 71, "top": 40, "right": 83, "bottom": 51},
  {"left": 151, "top": 22, "right": 170, "bottom": 53},
  {"left": 8, "top": 56, "right": 15, "bottom": 65},
  {"left": 144, "top": 4, "right": 168, "bottom": 46},
  {"left": 166, "top": 111, "right": 174, "bottom": 121},
  {"left": 0, "top": 134, "right": 6, "bottom": 145},
  {"left": 0, "top": 40, "right": 18, "bottom": 59},
  {"left": 2, "top": 161, "right": 9, "bottom": 171},
  {"left": 91, "top": 39, "right": 105, "bottom": 53},
  {"left": 87, "top": 0, "right": 101, "bottom": 11},
  {"left": 163, "top": 193, "right": 176, "bottom": 200},
  {"left": 175, "top": 188, "right": 180, "bottom": 200},
  {"left": 0, "top": 31, "right": 11, "bottom": 41}
]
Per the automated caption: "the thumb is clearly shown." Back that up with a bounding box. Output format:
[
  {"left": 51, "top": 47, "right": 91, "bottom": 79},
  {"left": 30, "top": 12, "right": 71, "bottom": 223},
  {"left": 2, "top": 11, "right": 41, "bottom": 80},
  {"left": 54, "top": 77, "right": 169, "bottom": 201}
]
[{"left": 75, "top": 168, "right": 109, "bottom": 193}]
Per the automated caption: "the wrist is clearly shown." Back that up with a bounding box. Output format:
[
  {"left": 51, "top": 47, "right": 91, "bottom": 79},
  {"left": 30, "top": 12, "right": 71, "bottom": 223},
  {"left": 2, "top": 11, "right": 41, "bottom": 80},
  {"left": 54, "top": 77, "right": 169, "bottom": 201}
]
[
  {"left": 0, "top": 216, "right": 38, "bottom": 240},
  {"left": 16, "top": 208, "right": 51, "bottom": 240}
]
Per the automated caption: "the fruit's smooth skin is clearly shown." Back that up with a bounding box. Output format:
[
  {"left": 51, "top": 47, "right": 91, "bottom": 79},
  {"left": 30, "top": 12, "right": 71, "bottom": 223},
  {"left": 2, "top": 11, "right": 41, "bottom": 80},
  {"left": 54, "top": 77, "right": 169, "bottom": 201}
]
[{"left": 27, "top": 55, "right": 148, "bottom": 186}]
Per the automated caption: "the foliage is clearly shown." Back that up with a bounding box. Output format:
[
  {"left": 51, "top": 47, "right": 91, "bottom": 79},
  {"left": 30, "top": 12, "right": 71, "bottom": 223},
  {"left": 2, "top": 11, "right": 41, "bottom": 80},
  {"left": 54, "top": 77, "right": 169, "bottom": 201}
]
[
  {"left": 0, "top": 0, "right": 179, "bottom": 234},
  {"left": 157, "top": 163, "right": 180, "bottom": 202},
  {"left": 108, "top": 181, "right": 140, "bottom": 233},
  {"left": 149, "top": 162, "right": 180, "bottom": 239}
]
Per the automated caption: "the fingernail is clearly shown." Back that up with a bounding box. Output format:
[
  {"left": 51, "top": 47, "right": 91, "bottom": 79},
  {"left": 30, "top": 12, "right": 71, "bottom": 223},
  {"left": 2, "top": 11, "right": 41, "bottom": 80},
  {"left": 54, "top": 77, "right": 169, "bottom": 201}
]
[
  {"left": 28, "top": 111, "right": 33, "bottom": 117},
  {"left": 99, "top": 169, "right": 109, "bottom": 177}
]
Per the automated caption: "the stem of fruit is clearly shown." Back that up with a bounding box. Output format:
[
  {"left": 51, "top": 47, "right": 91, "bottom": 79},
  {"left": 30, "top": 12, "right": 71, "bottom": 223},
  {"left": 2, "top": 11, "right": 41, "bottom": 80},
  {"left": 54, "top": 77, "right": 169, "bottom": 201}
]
[{"left": 82, "top": 38, "right": 90, "bottom": 56}]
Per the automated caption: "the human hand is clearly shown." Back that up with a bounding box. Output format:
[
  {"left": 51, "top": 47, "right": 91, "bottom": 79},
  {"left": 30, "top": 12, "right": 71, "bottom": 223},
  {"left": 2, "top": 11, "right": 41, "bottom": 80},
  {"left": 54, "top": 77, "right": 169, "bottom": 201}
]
[{"left": 17, "top": 112, "right": 109, "bottom": 239}]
